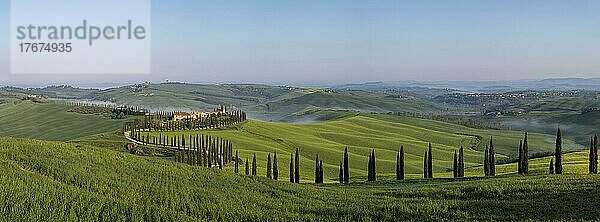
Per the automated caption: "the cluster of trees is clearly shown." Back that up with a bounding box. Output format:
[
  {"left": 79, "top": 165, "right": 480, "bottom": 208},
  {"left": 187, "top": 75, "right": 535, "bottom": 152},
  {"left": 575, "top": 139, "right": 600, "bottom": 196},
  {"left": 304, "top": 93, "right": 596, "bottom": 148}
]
[
  {"left": 483, "top": 137, "right": 496, "bottom": 176},
  {"left": 452, "top": 146, "right": 465, "bottom": 178},
  {"left": 128, "top": 130, "right": 236, "bottom": 168},
  {"left": 140, "top": 110, "right": 247, "bottom": 131},
  {"left": 111, "top": 105, "right": 148, "bottom": 119},
  {"left": 423, "top": 143, "right": 433, "bottom": 179},
  {"left": 518, "top": 133, "right": 530, "bottom": 175}
]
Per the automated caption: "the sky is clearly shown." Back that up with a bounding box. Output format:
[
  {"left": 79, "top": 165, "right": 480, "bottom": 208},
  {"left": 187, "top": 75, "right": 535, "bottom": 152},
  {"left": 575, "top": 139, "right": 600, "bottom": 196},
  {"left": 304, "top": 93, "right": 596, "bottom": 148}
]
[{"left": 1, "top": 0, "right": 600, "bottom": 86}]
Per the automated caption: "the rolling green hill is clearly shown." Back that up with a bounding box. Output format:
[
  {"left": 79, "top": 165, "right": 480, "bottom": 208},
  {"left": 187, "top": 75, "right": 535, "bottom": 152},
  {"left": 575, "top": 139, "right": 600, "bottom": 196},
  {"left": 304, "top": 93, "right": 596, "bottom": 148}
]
[
  {"left": 1, "top": 136, "right": 599, "bottom": 221},
  {"left": 0, "top": 101, "right": 125, "bottom": 141},
  {"left": 147, "top": 114, "right": 582, "bottom": 182}
]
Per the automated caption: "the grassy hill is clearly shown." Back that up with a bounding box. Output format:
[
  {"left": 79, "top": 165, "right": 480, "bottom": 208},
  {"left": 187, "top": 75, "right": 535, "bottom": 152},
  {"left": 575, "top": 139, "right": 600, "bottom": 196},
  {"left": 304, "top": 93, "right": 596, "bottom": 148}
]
[
  {"left": 0, "top": 101, "right": 125, "bottom": 141},
  {"left": 1, "top": 136, "right": 599, "bottom": 221},
  {"left": 147, "top": 114, "right": 582, "bottom": 182}
]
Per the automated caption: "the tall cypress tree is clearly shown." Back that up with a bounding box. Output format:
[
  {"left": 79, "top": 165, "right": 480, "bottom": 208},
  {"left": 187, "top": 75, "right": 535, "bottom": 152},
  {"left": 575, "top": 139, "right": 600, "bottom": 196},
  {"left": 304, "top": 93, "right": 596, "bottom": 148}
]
[
  {"left": 273, "top": 152, "right": 279, "bottom": 180},
  {"left": 397, "top": 146, "right": 404, "bottom": 180},
  {"left": 523, "top": 133, "right": 529, "bottom": 175},
  {"left": 427, "top": 143, "right": 433, "bottom": 179},
  {"left": 590, "top": 136, "right": 595, "bottom": 174},
  {"left": 458, "top": 146, "right": 465, "bottom": 178},
  {"left": 368, "top": 149, "right": 376, "bottom": 181},
  {"left": 593, "top": 135, "right": 598, "bottom": 174},
  {"left": 549, "top": 158, "right": 554, "bottom": 174},
  {"left": 318, "top": 160, "right": 324, "bottom": 184},
  {"left": 245, "top": 158, "right": 249, "bottom": 175},
  {"left": 453, "top": 150, "right": 458, "bottom": 178},
  {"left": 290, "top": 153, "right": 294, "bottom": 183},
  {"left": 423, "top": 151, "right": 428, "bottom": 179},
  {"left": 294, "top": 148, "right": 300, "bottom": 183},
  {"left": 555, "top": 128, "right": 563, "bottom": 174},
  {"left": 251, "top": 153, "right": 257, "bottom": 176},
  {"left": 267, "top": 153, "right": 272, "bottom": 179},
  {"left": 315, "top": 154, "right": 320, "bottom": 184},
  {"left": 489, "top": 137, "right": 495, "bottom": 176},
  {"left": 343, "top": 147, "right": 349, "bottom": 184},
  {"left": 234, "top": 150, "right": 239, "bottom": 174},
  {"left": 518, "top": 140, "right": 523, "bottom": 175},
  {"left": 339, "top": 162, "right": 344, "bottom": 184}
]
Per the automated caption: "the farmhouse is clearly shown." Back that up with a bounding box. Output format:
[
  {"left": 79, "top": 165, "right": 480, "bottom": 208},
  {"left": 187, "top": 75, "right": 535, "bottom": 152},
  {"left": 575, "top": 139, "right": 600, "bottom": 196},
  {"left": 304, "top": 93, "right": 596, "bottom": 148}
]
[{"left": 171, "top": 106, "right": 228, "bottom": 121}]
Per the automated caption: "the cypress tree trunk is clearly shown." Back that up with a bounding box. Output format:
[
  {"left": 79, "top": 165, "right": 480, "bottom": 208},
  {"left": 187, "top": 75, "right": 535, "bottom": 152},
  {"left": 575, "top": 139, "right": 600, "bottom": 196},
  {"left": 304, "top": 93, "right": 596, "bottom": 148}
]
[
  {"left": 252, "top": 153, "right": 257, "bottom": 176},
  {"left": 343, "top": 147, "right": 349, "bottom": 184},
  {"left": 423, "top": 151, "right": 428, "bottom": 179},
  {"left": 234, "top": 150, "right": 239, "bottom": 174},
  {"left": 294, "top": 148, "right": 300, "bottom": 183},
  {"left": 290, "top": 153, "right": 294, "bottom": 183},
  {"left": 267, "top": 153, "right": 272, "bottom": 179},
  {"left": 489, "top": 137, "right": 495, "bottom": 176},
  {"left": 339, "top": 162, "right": 344, "bottom": 184},
  {"left": 273, "top": 153, "right": 279, "bottom": 180},
  {"left": 549, "top": 158, "right": 554, "bottom": 174},
  {"left": 555, "top": 128, "right": 563, "bottom": 174},
  {"left": 453, "top": 150, "right": 458, "bottom": 178},
  {"left": 245, "top": 158, "right": 249, "bottom": 175},
  {"left": 523, "top": 133, "right": 529, "bottom": 175},
  {"left": 427, "top": 143, "right": 433, "bottom": 179},
  {"left": 459, "top": 146, "right": 464, "bottom": 178}
]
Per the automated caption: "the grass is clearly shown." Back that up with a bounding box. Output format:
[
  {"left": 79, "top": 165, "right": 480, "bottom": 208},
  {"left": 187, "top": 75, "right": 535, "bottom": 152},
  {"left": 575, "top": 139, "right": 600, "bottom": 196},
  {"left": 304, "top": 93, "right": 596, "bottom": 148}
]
[
  {"left": 1, "top": 136, "right": 599, "bottom": 221},
  {"left": 0, "top": 100, "right": 126, "bottom": 141},
  {"left": 146, "top": 114, "right": 582, "bottom": 182}
]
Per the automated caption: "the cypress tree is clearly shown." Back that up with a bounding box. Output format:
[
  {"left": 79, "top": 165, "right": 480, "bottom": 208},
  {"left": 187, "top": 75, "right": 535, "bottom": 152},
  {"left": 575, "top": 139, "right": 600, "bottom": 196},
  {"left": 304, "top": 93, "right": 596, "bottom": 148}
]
[
  {"left": 590, "top": 136, "right": 594, "bottom": 174},
  {"left": 245, "top": 158, "right": 249, "bottom": 175},
  {"left": 489, "top": 137, "right": 495, "bottom": 176},
  {"left": 273, "top": 152, "right": 279, "bottom": 180},
  {"left": 319, "top": 160, "right": 324, "bottom": 184},
  {"left": 549, "top": 158, "right": 554, "bottom": 174},
  {"left": 267, "top": 153, "right": 272, "bottom": 179},
  {"left": 295, "top": 148, "right": 300, "bottom": 183},
  {"left": 251, "top": 153, "right": 257, "bottom": 176},
  {"left": 315, "top": 154, "right": 320, "bottom": 184},
  {"left": 518, "top": 140, "right": 523, "bottom": 175},
  {"left": 343, "top": 147, "right": 349, "bottom": 184},
  {"left": 428, "top": 143, "right": 433, "bottom": 178},
  {"left": 523, "top": 133, "right": 529, "bottom": 175},
  {"left": 397, "top": 146, "right": 404, "bottom": 180},
  {"left": 339, "top": 162, "right": 344, "bottom": 184},
  {"left": 593, "top": 135, "right": 598, "bottom": 174},
  {"left": 290, "top": 153, "right": 294, "bottom": 183},
  {"left": 484, "top": 145, "right": 489, "bottom": 176},
  {"left": 458, "top": 146, "right": 465, "bottom": 178},
  {"left": 555, "top": 128, "right": 563, "bottom": 174},
  {"left": 423, "top": 151, "right": 428, "bottom": 179},
  {"left": 234, "top": 150, "right": 239, "bottom": 174},
  {"left": 368, "top": 149, "right": 376, "bottom": 181},
  {"left": 453, "top": 150, "right": 458, "bottom": 178}
]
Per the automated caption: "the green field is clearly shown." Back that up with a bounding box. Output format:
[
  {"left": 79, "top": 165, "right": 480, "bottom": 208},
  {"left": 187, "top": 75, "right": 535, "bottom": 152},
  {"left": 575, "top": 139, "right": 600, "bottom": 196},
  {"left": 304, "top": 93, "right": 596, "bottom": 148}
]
[
  {"left": 0, "top": 101, "right": 125, "bottom": 141},
  {"left": 146, "top": 114, "right": 583, "bottom": 182},
  {"left": 1, "top": 136, "right": 599, "bottom": 221}
]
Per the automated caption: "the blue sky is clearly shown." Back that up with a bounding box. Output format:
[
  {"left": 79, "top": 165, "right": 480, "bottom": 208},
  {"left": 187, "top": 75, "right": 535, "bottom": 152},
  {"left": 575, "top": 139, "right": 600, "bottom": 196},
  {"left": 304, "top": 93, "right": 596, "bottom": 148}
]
[{"left": 2, "top": 0, "right": 600, "bottom": 86}]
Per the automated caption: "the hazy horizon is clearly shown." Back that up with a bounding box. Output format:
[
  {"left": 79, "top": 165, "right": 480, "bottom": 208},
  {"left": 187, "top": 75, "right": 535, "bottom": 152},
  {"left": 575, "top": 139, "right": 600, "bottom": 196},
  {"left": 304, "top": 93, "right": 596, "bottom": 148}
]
[{"left": 2, "top": 0, "right": 600, "bottom": 85}]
